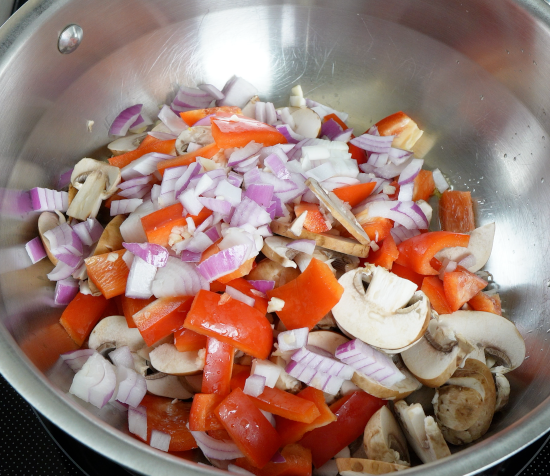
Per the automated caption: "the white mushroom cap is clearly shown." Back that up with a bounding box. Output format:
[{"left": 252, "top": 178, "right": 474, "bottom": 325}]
[
  {"left": 494, "top": 372, "right": 510, "bottom": 412},
  {"left": 435, "top": 223, "right": 495, "bottom": 272},
  {"left": 108, "top": 132, "right": 147, "bottom": 156},
  {"left": 291, "top": 107, "right": 322, "bottom": 138},
  {"left": 336, "top": 458, "right": 409, "bottom": 475},
  {"left": 307, "top": 330, "right": 349, "bottom": 355},
  {"left": 261, "top": 236, "right": 298, "bottom": 268},
  {"left": 363, "top": 406, "right": 410, "bottom": 466},
  {"left": 88, "top": 315, "right": 146, "bottom": 352},
  {"left": 149, "top": 344, "right": 205, "bottom": 376},
  {"left": 175, "top": 126, "right": 214, "bottom": 155},
  {"left": 146, "top": 374, "right": 193, "bottom": 400},
  {"left": 333, "top": 265, "right": 430, "bottom": 350},
  {"left": 38, "top": 211, "right": 65, "bottom": 265},
  {"left": 246, "top": 258, "right": 300, "bottom": 287}
]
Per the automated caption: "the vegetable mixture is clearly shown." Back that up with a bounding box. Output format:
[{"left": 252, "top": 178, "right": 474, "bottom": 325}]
[{"left": 25, "top": 76, "right": 526, "bottom": 475}]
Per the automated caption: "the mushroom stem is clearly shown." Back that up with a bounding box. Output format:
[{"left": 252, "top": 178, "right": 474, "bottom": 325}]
[{"left": 67, "top": 169, "right": 108, "bottom": 220}]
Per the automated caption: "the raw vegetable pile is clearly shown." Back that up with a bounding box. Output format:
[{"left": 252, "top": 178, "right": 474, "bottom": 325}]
[{"left": 25, "top": 76, "right": 526, "bottom": 475}]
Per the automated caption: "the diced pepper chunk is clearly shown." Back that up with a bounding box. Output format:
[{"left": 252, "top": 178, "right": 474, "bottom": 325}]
[
  {"left": 332, "top": 182, "right": 376, "bottom": 208},
  {"left": 367, "top": 234, "right": 399, "bottom": 270},
  {"left": 120, "top": 295, "right": 156, "bottom": 328},
  {"left": 139, "top": 395, "right": 197, "bottom": 451},
  {"left": 216, "top": 388, "right": 282, "bottom": 468},
  {"left": 295, "top": 202, "right": 331, "bottom": 233},
  {"left": 184, "top": 290, "right": 273, "bottom": 359},
  {"left": 211, "top": 116, "right": 287, "bottom": 149},
  {"left": 180, "top": 106, "right": 242, "bottom": 126},
  {"left": 390, "top": 263, "right": 423, "bottom": 290},
  {"left": 422, "top": 276, "right": 452, "bottom": 315},
  {"left": 85, "top": 249, "right": 129, "bottom": 299},
  {"left": 108, "top": 139, "right": 176, "bottom": 168},
  {"left": 439, "top": 190, "right": 475, "bottom": 233},
  {"left": 216, "top": 257, "right": 257, "bottom": 284},
  {"left": 413, "top": 169, "right": 435, "bottom": 202},
  {"left": 235, "top": 444, "right": 313, "bottom": 476},
  {"left": 202, "top": 337, "right": 234, "bottom": 396},
  {"left": 443, "top": 266, "right": 488, "bottom": 312},
  {"left": 298, "top": 391, "right": 384, "bottom": 468},
  {"left": 174, "top": 327, "right": 208, "bottom": 352},
  {"left": 468, "top": 291, "right": 502, "bottom": 315},
  {"left": 60, "top": 292, "right": 109, "bottom": 347},
  {"left": 223, "top": 277, "right": 268, "bottom": 315},
  {"left": 133, "top": 296, "right": 193, "bottom": 346},
  {"left": 189, "top": 393, "right": 225, "bottom": 431},
  {"left": 267, "top": 258, "right": 343, "bottom": 330},
  {"left": 157, "top": 143, "right": 220, "bottom": 175},
  {"left": 359, "top": 217, "right": 393, "bottom": 243}
]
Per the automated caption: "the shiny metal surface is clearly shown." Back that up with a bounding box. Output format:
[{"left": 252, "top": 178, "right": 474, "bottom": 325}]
[
  {"left": 57, "top": 23, "right": 83, "bottom": 54},
  {"left": 1, "top": 0, "right": 550, "bottom": 474}
]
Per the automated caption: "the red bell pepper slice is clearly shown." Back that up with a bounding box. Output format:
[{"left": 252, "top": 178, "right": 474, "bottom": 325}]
[
  {"left": 184, "top": 290, "right": 273, "bottom": 359},
  {"left": 216, "top": 388, "right": 282, "bottom": 468},
  {"left": 216, "top": 257, "right": 257, "bottom": 284},
  {"left": 275, "top": 387, "right": 337, "bottom": 447},
  {"left": 179, "top": 106, "right": 242, "bottom": 126},
  {"left": 439, "top": 190, "right": 475, "bottom": 233},
  {"left": 443, "top": 266, "right": 488, "bottom": 312},
  {"left": 211, "top": 115, "right": 287, "bottom": 148},
  {"left": 294, "top": 202, "right": 331, "bottom": 233},
  {"left": 120, "top": 295, "right": 156, "bottom": 329},
  {"left": 139, "top": 395, "right": 197, "bottom": 451},
  {"left": 375, "top": 111, "right": 413, "bottom": 136},
  {"left": 85, "top": 249, "right": 129, "bottom": 299},
  {"left": 59, "top": 292, "right": 108, "bottom": 347},
  {"left": 394, "top": 231, "right": 470, "bottom": 275},
  {"left": 141, "top": 203, "right": 212, "bottom": 247},
  {"left": 412, "top": 169, "right": 435, "bottom": 202},
  {"left": 468, "top": 291, "right": 502, "bottom": 315},
  {"left": 390, "top": 263, "right": 423, "bottom": 290},
  {"left": 157, "top": 143, "right": 220, "bottom": 175},
  {"left": 220, "top": 277, "right": 268, "bottom": 315},
  {"left": 231, "top": 372, "right": 320, "bottom": 423},
  {"left": 421, "top": 276, "right": 452, "bottom": 315},
  {"left": 189, "top": 393, "right": 225, "bottom": 431},
  {"left": 267, "top": 258, "right": 343, "bottom": 330},
  {"left": 298, "top": 391, "right": 384, "bottom": 468},
  {"left": 332, "top": 182, "right": 376, "bottom": 208},
  {"left": 235, "top": 444, "right": 313, "bottom": 476},
  {"left": 366, "top": 234, "right": 399, "bottom": 270},
  {"left": 133, "top": 296, "right": 194, "bottom": 346},
  {"left": 174, "top": 327, "right": 208, "bottom": 352},
  {"left": 202, "top": 337, "right": 234, "bottom": 396},
  {"left": 360, "top": 217, "right": 394, "bottom": 243},
  {"left": 108, "top": 139, "right": 176, "bottom": 168}
]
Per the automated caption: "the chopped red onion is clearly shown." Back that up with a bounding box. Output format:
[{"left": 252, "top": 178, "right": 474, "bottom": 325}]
[
  {"left": 388, "top": 147, "right": 413, "bottom": 165},
  {"left": 228, "top": 141, "right": 263, "bottom": 167},
  {"left": 197, "top": 197, "right": 231, "bottom": 216},
  {"left": 128, "top": 405, "right": 147, "bottom": 441},
  {"left": 152, "top": 257, "right": 208, "bottom": 297},
  {"left": 271, "top": 452, "right": 286, "bottom": 464},
  {"left": 247, "top": 280, "right": 275, "bottom": 293},
  {"left": 181, "top": 250, "right": 202, "bottom": 262},
  {"left": 175, "top": 162, "right": 201, "bottom": 198},
  {"left": 188, "top": 427, "right": 245, "bottom": 460},
  {"left": 332, "top": 129, "right": 354, "bottom": 142},
  {"left": 44, "top": 223, "right": 83, "bottom": 263},
  {"left": 47, "top": 260, "right": 80, "bottom": 281},
  {"left": 439, "top": 258, "right": 458, "bottom": 280},
  {"left": 364, "top": 200, "right": 428, "bottom": 230},
  {"left": 335, "top": 339, "right": 405, "bottom": 388},
  {"left": 227, "top": 172, "right": 243, "bottom": 188},
  {"left": 119, "top": 176, "right": 153, "bottom": 190},
  {"left": 122, "top": 242, "right": 168, "bottom": 267},
  {"left": 276, "top": 107, "right": 295, "bottom": 128},
  {"left": 258, "top": 171, "right": 298, "bottom": 193},
  {"left": 185, "top": 231, "right": 215, "bottom": 254},
  {"left": 57, "top": 169, "right": 73, "bottom": 189},
  {"left": 30, "top": 187, "right": 69, "bottom": 212},
  {"left": 173, "top": 86, "right": 214, "bottom": 109},
  {"left": 186, "top": 142, "right": 202, "bottom": 153},
  {"left": 60, "top": 349, "right": 96, "bottom": 373},
  {"left": 179, "top": 189, "right": 204, "bottom": 216},
  {"left": 290, "top": 347, "right": 355, "bottom": 380},
  {"left": 129, "top": 112, "right": 153, "bottom": 133},
  {"left": 432, "top": 168, "right": 450, "bottom": 193},
  {"left": 158, "top": 105, "right": 188, "bottom": 135},
  {"left": 397, "top": 182, "right": 414, "bottom": 202},
  {"left": 264, "top": 154, "right": 291, "bottom": 180},
  {"left": 54, "top": 277, "right": 79, "bottom": 305},
  {"left": 320, "top": 119, "right": 343, "bottom": 141},
  {"left": 230, "top": 198, "right": 272, "bottom": 228},
  {"left": 150, "top": 430, "right": 171, "bottom": 452},
  {"left": 25, "top": 236, "right": 47, "bottom": 264},
  {"left": 216, "top": 76, "right": 258, "bottom": 108},
  {"left": 110, "top": 198, "right": 143, "bottom": 216},
  {"left": 109, "top": 104, "right": 143, "bottom": 136},
  {"left": 458, "top": 253, "right": 476, "bottom": 269},
  {"left": 255, "top": 102, "right": 266, "bottom": 123},
  {"left": 306, "top": 162, "right": 337, "bottom": 182},
  {"left": 398, "top": 158, "right": 424, "bottom": 185},
  {"left": 204, "top": 225, "right": 220, "bottom": 242},
  {"left": 198, "top": 83, "right": 224, "bottom": 100},
  {"left": 244, "top": 183, "right": 274, "bottom": 207},
  {"left": 116, "top": 366, "right": 147, "bottom": 408},
  {"left": 285, "top": 361, "right": 345, "bottom": 395},
  {"left": 121, "top": 152, "right": 174, "bottom": 180},
  {"left": 305, "top": 98, "right": 349, "bottom": 123},
  {"left": 286, "top": 138, "right": 317, "bottom": 161},
  {"left": 244, "top": 374, "right": 266, "bottom": 397},
  {"left": 286, "top": 239, "right": 316, "bottom": 256},
  {"left": 120, "top": 200, "right": 156, "bottom": 243},
  {"left": 69, "top": 353, "right": 117, "bottom": 408},
  {"left": 226, "top": 285, "right": 255, "bottom": 307},
  {"left": 197, "top": 244, "right": 248, "bottom": 283},
  {"left": 72, "top": 218, "right": 103, "bottom": 246},
  {"left": 276, "top": 124, "right": 306, "bottom": 144},
  {"left": 390, "top": 226, "right": 421, "bottom": 245},
  {"left": 278, "top": 327, "right": 309, "bottom": 352},
  {"left": 360, "top": 156, "right": 414, "bottom": 180},
  {"left": 367, "top": 152, "right": 389, "bottom": 167},
  {"left": 367, "top": 125, "right": 380, "bottom": 136},
  {"left": 250, "top": 359, "right": 282, "bottom": 388},
  {"left": 125, "top": 256, "right": 157, "bottom": 299},
  {"left": 213, "top": 180, "right": 242, "bottom": 207},
  {"left": 109, "top": 346, "right": 134, "bottom": 369},
  {"left": 265, "top": 102, "right": 277, "bottom": 125},
  {"left": 233, "top": 154, "right": 261, "bottom": 174},
  {"left": 118, "top": 184, "right": 152, "bottom": 199}
]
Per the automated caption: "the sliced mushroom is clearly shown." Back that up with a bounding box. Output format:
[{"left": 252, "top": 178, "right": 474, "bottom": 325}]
[
  {"left": 94, "top": 215, "right": 125, "bottom": 256},
  {"left": 433, "top": 359, "right": 496, "bottom": 445},
  {"left": 38, "top": 211, "right": 66, "bottom": 265},
  {"left": 434, "top": 223, "right": 495, "bottom": 273},
  {"left": 494, "top": 372, "right": 510, "bottom": 411},
  {"left": 291, "top": 107, "right": 322, "bottom": 138},
  {"left": 439, "top": 311, "right": 525, "bottom": 374},
  {"left": 353, "top": 360, "right": 422, "bottom": 400},
  {"left": 306, "top": 178, "right": 371, "bottom": 245},
  {"left": 175, "top": 126, "right": 214, "bottom": 155},
  {"left": 335, "top": 458, "right": 409, "bottom": 475},
  {"left": 314, "top": 312, "right": 338, "bottom": 330},
  {"left": 108, "top": 132, "right": 147, "bottom": 156},
  {"left": 332, "top": 265, "right": 430, "bottom": 351},
  {"left": 307, "top": 330, "right": 349, "bottom": 355},
  {"left": 183, "top": 373, "right": 204, "bottom": 393},
  {"left": 363, "top": 406, "right": 410, "bottom": 466},
  {"left": 136, "top": 334, "right": 174, "bottom": 361},
  {"left": 67, "top": 158, "right": 121, "bottom": 220},
  {"left": 271, "top": 220, "right": 370, "bottom": 257},
  {"left": 146, "top": 374, "right": 193, "bottom": 400},
  {"left": 261, "top": 236, "right": 298, "bottom": 268},
  {"left": 149, "top": 344, "right": 205, "bottom": 376},
  {"left": 423, "top": 318, "right": 457, "bottom": 353},
  {"left": 393, "top": 400, "right": 451, "bottom": 463},
  {"left": 88, "top": 315, "right": 146, "bottom": 352},
  {"left": 246, "top": 257, "right": 300, "bottom": 287},
  {"left": 401, "top": 327, "right": 475, "bottom": 388}
]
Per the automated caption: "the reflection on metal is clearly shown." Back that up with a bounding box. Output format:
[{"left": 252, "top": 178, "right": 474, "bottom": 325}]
[{"left": 58, "top": 24, "right": 82, "bottom": 54}]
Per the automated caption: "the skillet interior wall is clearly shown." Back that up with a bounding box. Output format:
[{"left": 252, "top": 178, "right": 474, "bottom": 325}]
[{"left": 0, "top": 0, "right": 549, "bottom": 462}]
